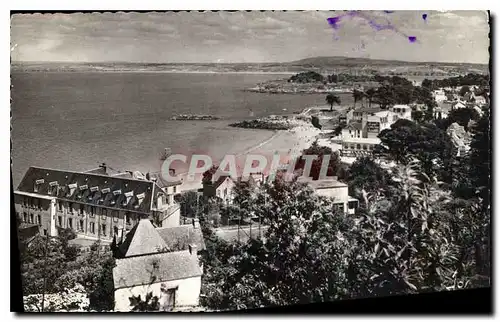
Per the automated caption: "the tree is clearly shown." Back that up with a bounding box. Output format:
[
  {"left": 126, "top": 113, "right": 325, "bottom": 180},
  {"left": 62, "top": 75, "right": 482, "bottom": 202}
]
[
  {"left": 352, "top": 89, "right": 364, "bottom": 108},
  {"left": 447, "top": 108, "right": 480, "bottom": 132},
  {"left": 411, "top": 110, "right": 425, "bottom": 123},
  {"left": 365, "top": 88, "right": 376, "bottom": 107},
  {"left": 347, "top": 160, "right": 462, "bottom": 297},
  {"left": 295, "top": 140, "right": 341, "bottom": 180},
  {"left": 178, "top": 190, "right": 201, "bottom": 218},
  {"left": 129, "top": 292, "right": 160, "bottom": 312},
  {"left": 346, "top": 157, "right": 393, "bottom": 198},
  {"left": 459, "top": 85, "right": 470, "bottom": 97},
  {"left": 201, "top": 176, "right": 353, "bottom": 310},
  {"left": 326, "top": 93, "right": 341, "bottom": 112},
  {"left": 376, "top": 119, "right": 456, "bottom": 183}
]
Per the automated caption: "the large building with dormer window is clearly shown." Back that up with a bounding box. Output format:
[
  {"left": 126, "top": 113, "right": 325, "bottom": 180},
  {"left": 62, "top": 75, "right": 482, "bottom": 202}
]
[{"left": 14, "top": 164, "right": 182, "bottom": 242}]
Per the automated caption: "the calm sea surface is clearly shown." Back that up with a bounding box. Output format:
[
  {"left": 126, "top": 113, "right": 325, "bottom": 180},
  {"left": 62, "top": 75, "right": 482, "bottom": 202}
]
[{"left": 11, "top": 72, "right": 334, "bottom": 186}]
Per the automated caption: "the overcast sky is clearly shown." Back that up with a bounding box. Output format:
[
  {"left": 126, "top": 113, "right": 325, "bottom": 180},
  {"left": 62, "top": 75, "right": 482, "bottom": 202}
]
[{"left": 11, "top": 11, "right": 489, "bottom": 64}]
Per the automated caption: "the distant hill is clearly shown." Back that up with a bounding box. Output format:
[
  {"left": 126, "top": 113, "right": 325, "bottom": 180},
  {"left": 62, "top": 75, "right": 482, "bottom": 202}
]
[{"left": 286, "top": 56, "right": 488, "bottom": 69}]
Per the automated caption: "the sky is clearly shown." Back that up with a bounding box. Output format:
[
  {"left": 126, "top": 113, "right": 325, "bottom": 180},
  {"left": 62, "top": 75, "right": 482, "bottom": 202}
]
[{"left": 10, "top": 11, "right": 490, "bottom": 64}]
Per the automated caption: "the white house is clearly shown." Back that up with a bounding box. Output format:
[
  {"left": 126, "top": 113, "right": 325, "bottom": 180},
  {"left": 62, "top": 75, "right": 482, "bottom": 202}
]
[
  {"left": 113, "top": 219, "right": 203, "bottom": 312},
  {"left": 298, "top": 176, "right": 358, "bottom": 215}
]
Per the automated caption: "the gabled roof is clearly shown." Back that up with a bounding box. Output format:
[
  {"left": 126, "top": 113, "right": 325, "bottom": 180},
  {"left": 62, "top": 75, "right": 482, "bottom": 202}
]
[
  {"left": 212, "top": 175, "right": 234, "bottom": 189},
  {"left": 17, "top": 167, "right": 156, "bottom": 214},
  {"left": 156, "top": 224, "right": 206, "bottom": 251},
  {"left": 113, "top": 250, "right": 202, "bottom": 289},
  {"left": 118, "top": 219, "right": 169, "bottom": 257},
  {"left": 84, "top": 167, "right": 109, "bottom": 175},
  {"left": 148, "top": 171, "right": 182, "bottom": 188}
]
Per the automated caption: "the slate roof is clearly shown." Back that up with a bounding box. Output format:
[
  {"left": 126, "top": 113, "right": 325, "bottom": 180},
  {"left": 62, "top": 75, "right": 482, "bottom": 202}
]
[
  {"left": 17, "top": 167, "right": 158, "bottom": 215},
  {"left": 148, "top": 171, "right": 182, "bottom": 188},
  {"left": 156, "top": 224, "right": 206, "bottom": 251},
  {"left": 113, "top": 250, "right": 202, "bottom": 289},
  {"left": 118, "top": 219, "right": 169, "bottom": 257},
  {"left": 84, "top": 167, "right": 109, "bottom": 175}
]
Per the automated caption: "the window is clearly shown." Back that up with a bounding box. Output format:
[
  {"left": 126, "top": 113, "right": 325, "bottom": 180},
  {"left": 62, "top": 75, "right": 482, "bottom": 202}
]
[
  {"left": 37, "top": 215, "right": 41, "bottom": 225},
  {"left": 102, "top": 208, "right": 107, "bottom": 218},
  {"left": 91, "top": 206, "right": 96, "bottom": 217},
  {"left": 68, "top": 202, "right": 73, "bottom": 213},
  {"left": 79, "top": 204, "right": 84, "bottom": 215},
  {"left": 126, "top": 213, "right": 131, "bottom": 225},
  {"left": 23, "top": 197, "right": 27, "bottom": 207},
  {"left": 79, "top": 220, "right": 84, "bottom": 232},
  {"left": 90, "top": 222, "right": 95, "bottom": 234},
  {"left": 58, "top": 201, "right": 63, "bottom": 212},
  {"left": 173, "top": 186, "right": 177, "bottom": 193},
  {"left": 363, "top": 145, "right": 368, "bottom": 151},
  {"left": 348, "top": 200, "right": 359, "bottom": 210},
  {"left": 68, "top": 218, "right": 73, "bottom": 229},
  {"left": 43, "top": 229, "right": 47, "bottom": 236},
  {"left": 113, "top": 211, "right": 119, "bottom": 223},
  {"left": 163, "top": 287, "right": 177, "bottom": 310},
  {"left": 101, "top": 224, "right": 107, "bottom": 236},
  {"left": 114, "top": 226, "right": 119, "bottom": 236},
  {"left": 356, "top": 144, "right": 361, "bottom": 150},
  {"left": 58, "top": 216, "right": 62, "bottom": 227},
  {"left": 29, "top": 213, "right": 34, "bottom": 224},
  {"left": 23, "top": 212, "right": 27, "bottom": 222}
]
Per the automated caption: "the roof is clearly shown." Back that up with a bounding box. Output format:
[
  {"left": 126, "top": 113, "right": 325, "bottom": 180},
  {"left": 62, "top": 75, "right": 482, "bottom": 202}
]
[
  {"left": 113, "top": 250, "right": 202, "bottom": 289},
  {"left": 341, "top": 137, "right": 381, "bottom": 145},
  {"left": 212, "top": 175, "right": 234, "bottom": 189},
  {"left": 353, "top": 107, "right": 384, "bottom": 114},
  {"left": 346, "top": 122, "right": 362, "bottom": 131},
  {"left": 156, "top": 224, "right": 206, "bottom": 251},
  {"left": 393, "top": 104, "right": 410, "bottom": 109},
  {"left": 148, "top": 171, "right": 182, "bottom": 188},
  {"left": 14, "top": 190, "right": 56, "bottom": 200},
  {"left": 84, "top": 167, "right": 109, "bottom": 175},
  {"left": 215, "top": 225, "right": 268, "bottom": 243},
  {"left": 17, "top": 167, "right": 157, "bottom": 214},
  {"left": 298, "top": 176, "right": 348, "bottom": 189},
  {"left": 119, "top": 219, "right": 169, "bottom": 257},
  {"left": 68, "top": 238, "right": 111, "bottom": 248}
]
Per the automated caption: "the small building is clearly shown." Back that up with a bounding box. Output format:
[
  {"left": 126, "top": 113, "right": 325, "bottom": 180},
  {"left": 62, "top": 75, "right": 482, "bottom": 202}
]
[
  {"left": 298, "top": 176, "right": 358, "bottom": 215},
  {"left": 389, "top": 105, "right": 412, "bottom": 122},
  {"left": 340, "top": 137, "right": 381, "bottom": 158},
  {"left": 113, "top": 219, "right": 203, "bottom": 312},
  {"left": 202, "top": 175, "right": 236, "bottom": 205}
]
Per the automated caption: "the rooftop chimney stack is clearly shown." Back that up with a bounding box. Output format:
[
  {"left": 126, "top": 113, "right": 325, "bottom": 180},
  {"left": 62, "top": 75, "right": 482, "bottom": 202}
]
[{"left": 188, "top": 244, "right": 197, "bottom": 255}]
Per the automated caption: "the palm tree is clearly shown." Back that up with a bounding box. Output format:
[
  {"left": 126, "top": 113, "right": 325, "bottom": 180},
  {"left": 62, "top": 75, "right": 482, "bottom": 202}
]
[
  {"left": 326, "top": 93, "right": 341, "bottom": 112},
  {"left": 365, "top": 88, "right": 376, "bottom": 108},
  {"left": 352, "top": 89, "right": 364, "bottom": 108}
]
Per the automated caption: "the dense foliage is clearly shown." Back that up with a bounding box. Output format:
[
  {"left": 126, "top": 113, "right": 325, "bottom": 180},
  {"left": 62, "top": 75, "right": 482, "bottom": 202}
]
[
  {"left": 20, "top": 232, "right": 115, "bottom": 312},
  {"left": 421, "top": 73, "right": 489, "bottom": 90},
  {"left": 199, "top": 104, "right": 491, "bottom": 310},
  {"left": 288, "top": 71, "right": 324, "bottom": 83}
]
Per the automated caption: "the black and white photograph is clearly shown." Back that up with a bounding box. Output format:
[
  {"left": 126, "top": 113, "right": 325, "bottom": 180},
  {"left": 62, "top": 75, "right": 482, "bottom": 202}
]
[{"left": 10, "top": 9, "right": 491, "bottom": 313}]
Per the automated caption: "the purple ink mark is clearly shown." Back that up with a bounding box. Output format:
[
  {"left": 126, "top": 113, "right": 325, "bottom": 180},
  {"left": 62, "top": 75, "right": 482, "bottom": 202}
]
[
  {"left": 422, "top": 13, "right": 427, "bottom": 21},
  {"left": 327, "top": 11, "right": 419, "bottom": 44},
  {"left": 327, "top": 17, "right": 342, "bottom": 30}
]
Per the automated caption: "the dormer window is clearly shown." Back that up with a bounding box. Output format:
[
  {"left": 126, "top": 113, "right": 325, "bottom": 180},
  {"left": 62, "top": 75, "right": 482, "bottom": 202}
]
[
  {"left": 34, "top": 179, "right": 44, "bottom": 192},
  {"left": 135, "top": 193, "right": 145, "bottom": 209},
  {"left": 67, "top": 183, "right": 77, "bottom": 197},
  {"left": 79, "top": 184, "right": 88, "bottom": 191},
  {"left": 113, "top": 189, "right": 122, "bottom": 196},
  {"left": 101, "top": 188, "right": 110, "bottom": 194},
  {"left": 124, "top": 191, "right": 134, "bottom": 206},
  {"left": 48, "top": 181, "right": 58, "bottom": 195}
]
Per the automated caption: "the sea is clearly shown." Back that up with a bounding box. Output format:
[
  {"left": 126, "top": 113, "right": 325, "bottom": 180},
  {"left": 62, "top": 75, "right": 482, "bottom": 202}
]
[{"left": 11, "top": 72, "right": 343, "bottom": 187}]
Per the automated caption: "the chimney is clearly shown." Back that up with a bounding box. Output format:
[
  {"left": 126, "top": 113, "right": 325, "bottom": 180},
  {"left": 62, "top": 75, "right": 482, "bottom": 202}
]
[
  {"left": 188, "top": 244, "right": 197, "bottom": 255},
  {"left": 192, "top": 218, "right": 200, "bottom": 229},
  {"left": 99, "top": 163, "right": 107, "bottom": 173}
]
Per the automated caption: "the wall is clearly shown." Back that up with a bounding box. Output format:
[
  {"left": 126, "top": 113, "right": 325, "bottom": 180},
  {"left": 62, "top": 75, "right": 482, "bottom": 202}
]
[
  {"left": 114, "top": 276, "right": 201, "bottom": 312},
  {"left": 159, "top": 204, "right": 181, "bottom": 228},
  {"left": 15, "top": 193, "right": 146, "bottom": 241}
]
